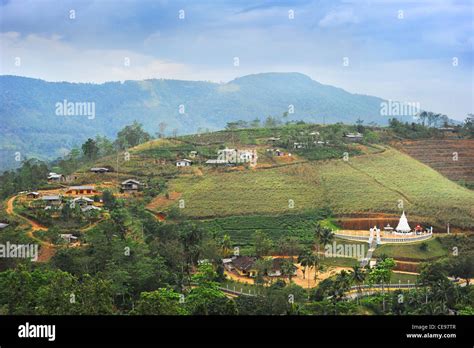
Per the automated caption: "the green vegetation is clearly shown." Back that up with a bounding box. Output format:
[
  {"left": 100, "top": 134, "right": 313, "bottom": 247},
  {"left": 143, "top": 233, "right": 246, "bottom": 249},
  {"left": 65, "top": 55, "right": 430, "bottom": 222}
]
[
  {"left": 199, "top": 211, "right": 330, "bottom": 248},
  {"left": 166, "top": 147, "right": 474, "bottom": 228},
  {"left": 373, "top": 237, "right": 449, "bottom": 261}
]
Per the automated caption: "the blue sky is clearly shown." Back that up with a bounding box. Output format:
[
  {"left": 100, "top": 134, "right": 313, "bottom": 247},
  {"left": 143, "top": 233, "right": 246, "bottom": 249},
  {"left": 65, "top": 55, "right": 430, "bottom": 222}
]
[{"left": 0, "top": 0, "right": 472, "bottom": 120}]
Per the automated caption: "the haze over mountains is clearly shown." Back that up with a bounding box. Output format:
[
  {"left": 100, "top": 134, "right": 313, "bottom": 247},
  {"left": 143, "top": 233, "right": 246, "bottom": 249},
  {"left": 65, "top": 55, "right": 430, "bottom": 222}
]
[{"left": 1, "top": 72, "right": 398, "bottom": 170}]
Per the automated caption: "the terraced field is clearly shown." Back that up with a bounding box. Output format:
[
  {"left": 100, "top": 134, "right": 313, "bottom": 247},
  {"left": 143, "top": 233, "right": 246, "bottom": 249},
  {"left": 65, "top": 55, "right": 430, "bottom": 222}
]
[
  {"left": 394, "top": 139, "right": 474, "bottom": 188},
  {"left": 165, "top": 147, "right": 474, "bottom": 229}
]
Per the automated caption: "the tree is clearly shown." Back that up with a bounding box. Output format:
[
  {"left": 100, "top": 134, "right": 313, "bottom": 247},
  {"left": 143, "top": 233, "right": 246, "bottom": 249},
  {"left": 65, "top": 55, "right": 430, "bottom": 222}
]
[
  {"left": 281, "top": 259, "right": 297, "bottom": 284},
  {"left": 298, "top": 251, "right": 312, "bottom": 280},
  {"left": 254, "top": 230, "right": 273, "bottom": 258},
  {"left": 448, "top": 254, "right": 474, "bottom": 286},
  {"left": 319, "top": 227, "right": 334, "bottom": 256},
  {"left": 186, "top": 264, "right": 236, "bottom": 315},
  {"left": 254, "top": 258, "right": 273, "bottom": 287},
  {"left": 134, "top": 288, "right": 187, "bottom": 315},
  {"left": 179, "top": 222, "right": 204, "bottom": 279},
  {"left": 368, "top": 258, "right": 396, "bottom": 312},
  {"left": 250, "top": 118, "right": 261, "bottom": 128},
  {"left": 81, "top": 138, "right": 99, "bottom": 160},
  {"left": 220, "top": 234, "right": 232, "bottom": 258},
  {"left": 159, "top": 122, "right": 168, "bottom": 138},
  {"left": 102, "top": 190, "right": 116, "bottom": 209},
  {"left": 463, "top": 114, "right": 474, "bottom": 138},
  {"left": 355, "top": 117, "right": 365, "bottom": 133},
  {"left": 95, "top": 135, "right": 114, "bottom": 157},
  {"left": 350, "top": 265, "right": 366, "bottom": 303},
  {"left": 277, "top": 236, "right": 301, "bottom": 258},
  {"left": 115, "top": 121, "right": 151, "bottom": 149}
]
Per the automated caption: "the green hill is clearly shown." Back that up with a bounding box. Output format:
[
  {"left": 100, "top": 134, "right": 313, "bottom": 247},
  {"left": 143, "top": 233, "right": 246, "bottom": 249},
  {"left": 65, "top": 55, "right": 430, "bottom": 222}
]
[
  {"left": 0, "top": 72, "right": 389, "bottom": 170},
  {"left": 87, "top": 125, "right": 474, "bottom": 230},
  {"left": 166, "top": 147, "right": 474, "bottom": 228}
]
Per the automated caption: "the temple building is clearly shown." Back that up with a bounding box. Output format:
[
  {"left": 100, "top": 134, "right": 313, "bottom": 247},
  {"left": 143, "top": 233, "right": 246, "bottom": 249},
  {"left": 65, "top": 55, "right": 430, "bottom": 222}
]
[{"left": 395, "top": 211, "right": 411, "bottom": 233}]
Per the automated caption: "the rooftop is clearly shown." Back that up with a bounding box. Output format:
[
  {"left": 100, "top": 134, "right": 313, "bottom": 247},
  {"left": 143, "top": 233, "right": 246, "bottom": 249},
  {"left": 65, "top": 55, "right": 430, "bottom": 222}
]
[
  {"left": 67, "top": 186, "right": 95, "bottom": 190},
  {"left": 232, "top": 256, "right": 257, "bottom": 271}
]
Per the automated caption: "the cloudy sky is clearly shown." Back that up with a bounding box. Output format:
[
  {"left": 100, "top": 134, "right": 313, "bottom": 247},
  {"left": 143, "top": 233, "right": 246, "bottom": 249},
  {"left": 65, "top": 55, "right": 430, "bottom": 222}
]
[{"left": 0, "top": 0, "right": 472, "bottom": 120}]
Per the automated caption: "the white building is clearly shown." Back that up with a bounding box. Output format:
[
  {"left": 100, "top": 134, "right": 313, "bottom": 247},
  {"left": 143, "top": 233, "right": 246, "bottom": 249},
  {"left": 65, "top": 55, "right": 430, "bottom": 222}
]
[
  {"left": 395, "top": 211, "right": 411, "bottom": 233},
  {"left": 176, "top": 159, "right": 192, "bottom": 167}
]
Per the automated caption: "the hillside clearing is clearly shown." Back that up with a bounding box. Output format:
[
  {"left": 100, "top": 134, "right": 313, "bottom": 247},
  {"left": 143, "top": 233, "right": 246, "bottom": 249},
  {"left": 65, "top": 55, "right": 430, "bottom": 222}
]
[{"left": 163, "top": 147, "right": 474, "bottom": 228}]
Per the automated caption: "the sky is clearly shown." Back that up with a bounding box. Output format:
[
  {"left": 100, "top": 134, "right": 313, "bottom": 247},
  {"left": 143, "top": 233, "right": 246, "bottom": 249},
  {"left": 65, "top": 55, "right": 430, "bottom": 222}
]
[{"left": 0, "top": 0, "right": 473, "bottom": 120}]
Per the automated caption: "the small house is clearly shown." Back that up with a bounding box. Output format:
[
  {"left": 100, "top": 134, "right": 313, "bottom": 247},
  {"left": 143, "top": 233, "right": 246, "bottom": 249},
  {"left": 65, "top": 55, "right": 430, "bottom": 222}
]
[
  {"left": 344, "top": 132, "right": 364, "bottom": 142},
  {"left": 26, "top": 192, "right": 40, "bottom": 200},
  {"left": 0, "top": 223, "right": 9, "bottom": 229},
  {"left": 293, "top": 142, "right": 306, "bottom": 149},
  {"left": 121, "top": 179, "right": 141, "bottom": 193},
  {"left": 59, "top": 234, "right": 78, "bottom": 243},
  {"left": 81, "top": 205, "right": 102, "bottom": 213},
  {"left": 47, "top": 172, "right": 65, "bottom": 183},
  {"left": 231, "top": 256, "right": 257, "bottom": 277},
  {"left": 176, "top": 159, "right": 192, "bottom": 167},
  {"left": 90, "top": 167, "right": 109, "bottom": 174},
  {"left": 42, "top": 195, "right": 62, "bottom": 206},
  {"left": 70, "top": 196, "right": 94, "bottom": 209},
  {"left": 267, "top": 258, "right": 297, "bottom": 277},
  {"left": 65, "top": 186, "right": 98, "bottom": 196}
]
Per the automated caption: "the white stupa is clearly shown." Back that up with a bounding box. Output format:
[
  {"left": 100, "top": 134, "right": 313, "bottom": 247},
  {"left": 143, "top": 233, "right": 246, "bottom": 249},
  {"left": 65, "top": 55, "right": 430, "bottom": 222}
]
[{"left": 395, "top": 211, "right": 411, "bottom": 233}]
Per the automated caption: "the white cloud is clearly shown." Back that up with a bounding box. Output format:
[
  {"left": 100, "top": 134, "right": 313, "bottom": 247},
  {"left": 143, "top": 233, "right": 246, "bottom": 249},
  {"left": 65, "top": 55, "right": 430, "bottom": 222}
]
[
  {"left": 0, "top": 32, "right": 190, "bottom": 83},
  {"left": 319, "top": 9, "right": 359, "bottom": 28}
]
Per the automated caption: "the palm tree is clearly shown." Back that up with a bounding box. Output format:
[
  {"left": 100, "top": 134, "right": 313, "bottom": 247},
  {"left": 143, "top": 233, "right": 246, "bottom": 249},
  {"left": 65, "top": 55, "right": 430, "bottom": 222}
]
[
  {"left": 297, "top": 251, "right": 312, "bottom": 280},
  {"left": 220, "top": 234, "right": 232, "bottom": 257},
  {"left": 309, "top": 254, "right": 320, "bottom": 282},
  {"left": 319, "top": 227, "right": 334, "bottom": 258},
  {"left": 350, "top": 265, "right": 366, "bottom": 303},
  {"left": 314, "top": 223, "right": 323, "bottom": 255},
  {"left": 281, "top": 259, "right": 297, "bottom": 284}
]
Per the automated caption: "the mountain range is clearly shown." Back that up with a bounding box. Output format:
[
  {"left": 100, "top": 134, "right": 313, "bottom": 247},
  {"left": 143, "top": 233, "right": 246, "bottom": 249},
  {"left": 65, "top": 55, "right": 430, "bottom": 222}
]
[{"left": 1, "top": 72, "right": 396, "bottom": 170}]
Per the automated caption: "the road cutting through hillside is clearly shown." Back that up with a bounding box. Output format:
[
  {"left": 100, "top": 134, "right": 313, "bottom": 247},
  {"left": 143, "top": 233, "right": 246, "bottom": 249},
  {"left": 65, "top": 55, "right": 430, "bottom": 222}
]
[{"left": 5, "top": 195, "right": 54, "bottom": 262}]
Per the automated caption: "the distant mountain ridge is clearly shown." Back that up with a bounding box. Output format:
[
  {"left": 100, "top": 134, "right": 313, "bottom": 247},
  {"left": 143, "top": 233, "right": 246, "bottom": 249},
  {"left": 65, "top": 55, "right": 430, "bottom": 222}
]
[{"left": 1, "top": 72, "right": 391, "bottom": 170}]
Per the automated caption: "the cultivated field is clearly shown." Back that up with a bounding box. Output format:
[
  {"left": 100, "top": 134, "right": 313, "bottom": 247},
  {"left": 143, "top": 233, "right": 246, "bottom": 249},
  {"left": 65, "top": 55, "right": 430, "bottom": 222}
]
[
  {"left": 394, "top": 139, "right": 474, "bottom": 188},
  {"left": 164, "top": 147, "right": 474, "bottom": 229}
]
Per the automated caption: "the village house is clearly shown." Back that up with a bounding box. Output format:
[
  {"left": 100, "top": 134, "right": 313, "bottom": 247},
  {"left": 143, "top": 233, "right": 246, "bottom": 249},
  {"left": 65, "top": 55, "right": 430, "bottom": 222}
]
[
  {"left": 47, "top": 172, "right": 66, "bottom": 183},
  {"left": 293, "top": 142, "right": 306, "bottom": 149},
  {"left": 69, "top": 196, "right": 94, "bottom": 209},
  {"left": 81, "top": 205, "right": 102, "bottom": 213},
  {"left": 176, "top": 159, "right": 192, "bottom": 167},
  {"left": 267, "top": 258, "right": 297, "bottom": 277},
  {"left": 65, "top": 185, "right": 99, "bottom": 196},
  {"left": 26, "top": 192, "right": 40, "bottom": 200},
  {"left": 229, "top": 256, "right": 258, "bottom": 278},
  {"left": 344, "top": 132, "right": 364, "bottom": 142},
  {"left": 0, "top": 223, "right": 9, "bottom": 229},
  {"left": 59, "top": 234, "right": 78, "bottom": 244},
  {"left": 90, "top": 167, "right": 109, "bottom": 174},
  {"left": 121, "top": 179, "right": 142, "bottom": 193},
  {"left": 41, "top": 195, "right": 62, "bottom": 206}
]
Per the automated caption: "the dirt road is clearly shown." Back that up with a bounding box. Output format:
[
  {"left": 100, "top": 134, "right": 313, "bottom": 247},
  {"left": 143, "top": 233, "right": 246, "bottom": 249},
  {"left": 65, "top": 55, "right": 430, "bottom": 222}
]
[{"left": 5, "top": 195, "right": 54, "bottom": 262}]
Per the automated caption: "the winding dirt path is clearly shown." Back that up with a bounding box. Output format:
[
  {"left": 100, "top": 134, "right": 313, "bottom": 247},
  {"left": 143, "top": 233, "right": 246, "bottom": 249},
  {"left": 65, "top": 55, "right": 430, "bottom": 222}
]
[{"left": 5, "top": 195, "right": 55, "bottom": 262}]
